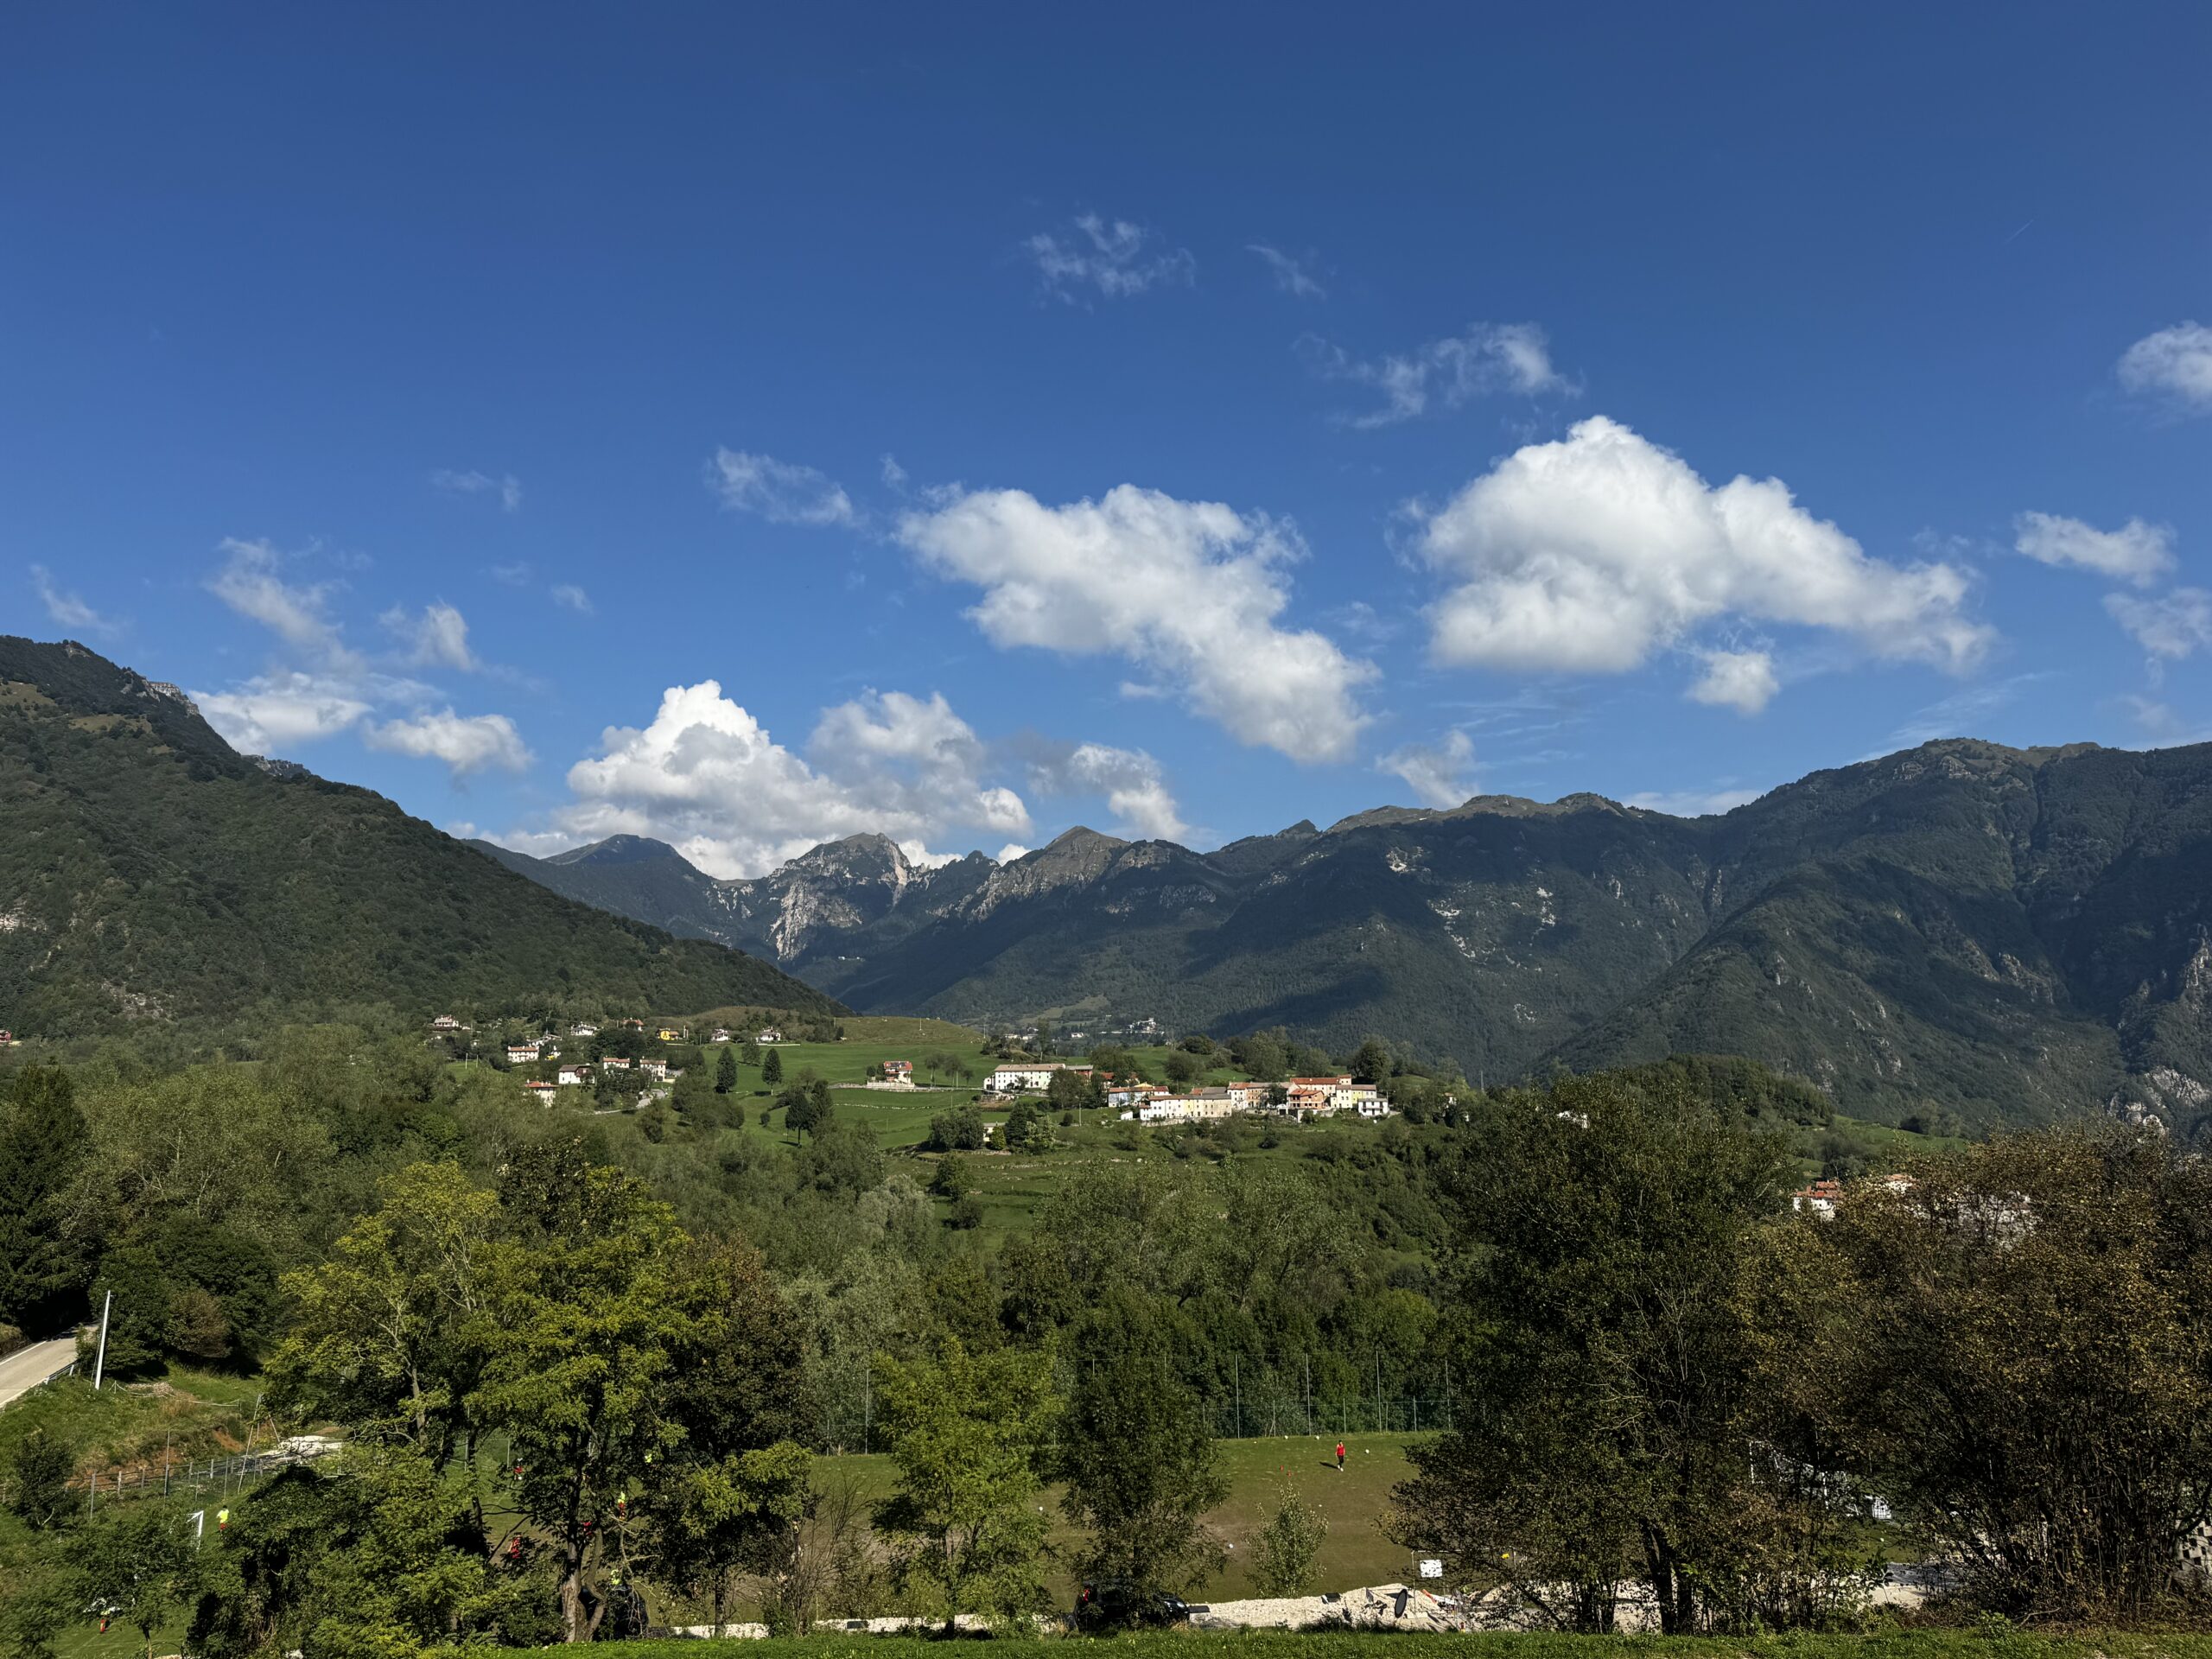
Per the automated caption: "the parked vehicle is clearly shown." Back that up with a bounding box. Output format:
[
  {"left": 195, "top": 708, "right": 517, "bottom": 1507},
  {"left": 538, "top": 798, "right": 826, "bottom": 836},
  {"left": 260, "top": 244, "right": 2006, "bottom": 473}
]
[{"left": 1075, "top": 1580, "right": 1192, "bottom": 1630}]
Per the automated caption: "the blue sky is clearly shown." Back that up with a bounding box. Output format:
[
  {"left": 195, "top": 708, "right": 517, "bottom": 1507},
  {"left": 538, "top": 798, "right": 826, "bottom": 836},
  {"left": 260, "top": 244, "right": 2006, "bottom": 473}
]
[{"left": 5, "top": 3, "right": 2209, "bottom": 875}]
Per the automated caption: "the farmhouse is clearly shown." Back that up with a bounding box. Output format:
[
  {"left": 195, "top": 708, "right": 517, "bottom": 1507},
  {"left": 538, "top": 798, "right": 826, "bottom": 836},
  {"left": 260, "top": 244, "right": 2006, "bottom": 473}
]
[
  {"left": 1280, "top": 1076, "right": 1385, "bottom": 1116},
  {"left": 569, "top": 1022, "right": 599, "bottom": 1038},
  {"left": 1134, "top": 1088, "right": 1239, "bottom": 1123},
  {"left": 522, "top": 1079, "right": 557, "bottom": 1102},
  {"left": 986, "top": 1060, "right": 1091, "bottom": 1095},
  {"left": 430, "top": 1014, "right": 461, "bottom": 1033},
  {"left": 884, "top": 1059, "right": 913, "bottom": 1083},
  {"left": 639, "top": 1058, "right": 668, "bottom": 1080},
  {"left": 758, "top": 1027, "right": 785, "bottom": 1044},
  {"left": 709, "top": 1027, "right": 733, "bottom": 1044},
  {"left": 557, "top": 1065, "right": 589, "bottom": 1086},
  {"left": 1791, "top": 1179, "right": 1843, "bottom": 1217},
  {"left": 656, "top": 1026, "right": 683, "bottom": 1043},
  {"left": 505, "top": 1042, "right": 542, "bottom": 1065},
  {"left": 601, "top": 1055, "right": 632, "bottom": 1071}
]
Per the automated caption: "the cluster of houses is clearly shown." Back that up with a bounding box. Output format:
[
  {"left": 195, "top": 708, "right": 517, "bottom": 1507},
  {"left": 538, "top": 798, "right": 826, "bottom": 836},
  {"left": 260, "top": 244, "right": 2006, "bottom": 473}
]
[
  {"left": 430, "top": 1014, "right": 786, "bottom": 1047},
  {"left": 1790, "top": 1172, "right": 1916, "bottom": 1217},
  {"left": 982, "top": 1060, "right": 1391, "bottom": 1122}
]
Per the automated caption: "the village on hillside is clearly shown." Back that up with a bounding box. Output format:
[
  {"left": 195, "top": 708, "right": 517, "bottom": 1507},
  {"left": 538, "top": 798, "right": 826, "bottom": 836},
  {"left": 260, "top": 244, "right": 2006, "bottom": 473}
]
[
  {"left": 416, "top": 1010, "right": 1406, "bottom": 1127},
  {"left": 984, "top": 1058, "right": 1393, "bottom": 1122}
]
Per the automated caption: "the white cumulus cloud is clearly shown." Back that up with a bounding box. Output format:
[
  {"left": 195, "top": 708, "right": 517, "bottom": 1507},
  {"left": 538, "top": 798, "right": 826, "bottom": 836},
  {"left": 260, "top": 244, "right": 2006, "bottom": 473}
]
[
  {"left": 1378, "top": 730, "right": 1477, "bottom": 809},
  {"left": 1299, "top": 323, "right": 1568, "bottom": 427},
  {"left": 1026, "top": 214, "right": 1195, "bottom": 302},
  {"left": 554, "top": 682, "right": 1033, "bottom": 878},
  {"left": 1415, "top": 416, "right": 1991, "bottom": 687},
  {"left": 1027, "top": 742, "right": 1186, "bottom": 841},
  {"left": 1686, "top": 648, "right": 1780, "bottom": 715},
  {"left": 897, "top": 484, "right": 1374, "bottom": 762},
  {"left": 709, "top": 449, "right": 858, "bottom": 527},
  {"left": 194, "top": 672, "right": 373, "bottom": 753},
  {"left": 365, "top": 709, "right": 531, "bottom": 779},
  {"left": 2012, "top": 512, "right": 2173, "bottom": 586},
  {"left": 2107, "top": 588, "right": 2212, "bottom": 661},
  {"left": 2117, "top": 321, "right": 2212, "bottom": 411}
]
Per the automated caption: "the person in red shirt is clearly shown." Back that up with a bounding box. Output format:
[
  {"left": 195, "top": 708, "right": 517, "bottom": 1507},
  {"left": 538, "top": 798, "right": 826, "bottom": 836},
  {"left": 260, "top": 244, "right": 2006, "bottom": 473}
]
[{"left": 1335, "top": 1440, "right": 1346, "bottom": 1472}]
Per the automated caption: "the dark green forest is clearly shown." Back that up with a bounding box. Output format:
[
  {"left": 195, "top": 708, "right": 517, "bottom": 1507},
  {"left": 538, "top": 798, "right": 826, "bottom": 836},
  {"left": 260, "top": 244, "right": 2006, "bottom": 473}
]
[{"left": 0, "top": 639, "right": 842, "bottom": 1036}]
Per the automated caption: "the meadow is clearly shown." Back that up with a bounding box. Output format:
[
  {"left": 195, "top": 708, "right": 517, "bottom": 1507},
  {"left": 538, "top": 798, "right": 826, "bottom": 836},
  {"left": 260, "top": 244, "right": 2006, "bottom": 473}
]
[{"left": 789, "top": 1433, "right": 1424, "bottom": 1602}]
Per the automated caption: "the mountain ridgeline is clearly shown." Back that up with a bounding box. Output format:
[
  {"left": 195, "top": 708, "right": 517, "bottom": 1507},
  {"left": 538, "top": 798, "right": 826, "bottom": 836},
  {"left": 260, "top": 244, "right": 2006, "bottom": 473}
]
[
  {"left": 482, "top": 746, "right": 2212, "bottom": 1135},
  {"left": 0, "top": 638, "right": 842, "bottom": 1033}
]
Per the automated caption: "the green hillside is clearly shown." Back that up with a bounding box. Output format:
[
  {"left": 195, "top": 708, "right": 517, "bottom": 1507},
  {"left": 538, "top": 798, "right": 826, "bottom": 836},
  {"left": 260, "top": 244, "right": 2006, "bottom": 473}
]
[{"left": 0, "top": 638, "right": 843, "bottom": 1035}]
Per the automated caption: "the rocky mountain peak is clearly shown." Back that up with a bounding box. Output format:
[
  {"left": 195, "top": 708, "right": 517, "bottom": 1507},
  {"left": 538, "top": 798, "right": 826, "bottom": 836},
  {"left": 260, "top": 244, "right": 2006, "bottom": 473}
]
[{"left": 785, "top": 833, "right": 917, "bottom": 893}]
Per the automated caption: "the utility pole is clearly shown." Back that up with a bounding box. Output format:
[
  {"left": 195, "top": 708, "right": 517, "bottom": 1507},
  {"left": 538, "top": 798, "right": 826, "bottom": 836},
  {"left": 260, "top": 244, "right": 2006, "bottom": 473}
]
[{"left": 92, "top": 1290, "right": 112, "bottom": 1390}]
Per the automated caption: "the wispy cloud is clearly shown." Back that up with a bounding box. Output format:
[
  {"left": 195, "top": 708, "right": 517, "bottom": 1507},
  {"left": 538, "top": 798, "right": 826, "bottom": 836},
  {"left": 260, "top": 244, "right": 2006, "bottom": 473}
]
[
  {"left": 1026, "top": 214, "right": 1195, "bottom": 303},
  {"left": 1886, "top": 673, "right": 2055, "bottom": 748},
  {"left": 708, "top": 448, "right": 858, "bottom": 527},
  {"left": 2107, "top": 588, "right": 2212, "bottom": 664},
  {"left": 206, "top": 537, "right": 357, "bottom": 665},
  {"left": 551, "top": 583, "right": 593, "bottom": 614},
  {"left": 380, "top": 601, "right": 478, "bottom": 671},
  {"left": 1379, "top": 730, "right": 1477, "bottom": 808},
  {"left": 2118, "top": 695, "right": 2212, "bottom": 747},
  {"left": 29, "top": 563, "right": 123, "bottom": 637},
  {"left": 1247, "top": 244, "right": 1326, "bottom": 298},
  {"left": 2012, "top": 512, "right": 2173, "bottom": 586},
  {"left": 1298, "top": 322, "right": 1572, "bottom": 428},
  {"left": 431, "top": 468, "right": 523, "bottom": 512},
  {"left": 1625, "top": 785, "right": 1763, "bottom": 817}
]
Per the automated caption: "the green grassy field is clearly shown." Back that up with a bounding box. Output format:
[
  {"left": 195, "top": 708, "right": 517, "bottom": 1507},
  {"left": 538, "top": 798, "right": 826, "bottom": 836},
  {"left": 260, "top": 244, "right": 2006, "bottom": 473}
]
[{"left": 799, "top": 1433, "right": 1421, "bottom": 1601}]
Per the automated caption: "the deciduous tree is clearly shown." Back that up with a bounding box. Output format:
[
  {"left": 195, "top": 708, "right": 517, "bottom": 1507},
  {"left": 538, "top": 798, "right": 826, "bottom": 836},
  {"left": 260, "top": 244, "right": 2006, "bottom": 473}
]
[
  {"left": 1057, "top": 1287, "right": 1226, "bottom": 1608},
  {"left": 872, "top": 1338, "right": 1058, "bottom": 1631}
]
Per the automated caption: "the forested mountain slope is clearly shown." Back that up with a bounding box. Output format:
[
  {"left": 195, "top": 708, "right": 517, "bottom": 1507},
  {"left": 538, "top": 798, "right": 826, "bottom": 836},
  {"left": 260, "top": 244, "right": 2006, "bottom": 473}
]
[
  {"left": 0, "top": 638, "right": 842, "bottom": 1034},
  {"left": 488, "top": 741, "right": 2212, "bottom": 1134}
]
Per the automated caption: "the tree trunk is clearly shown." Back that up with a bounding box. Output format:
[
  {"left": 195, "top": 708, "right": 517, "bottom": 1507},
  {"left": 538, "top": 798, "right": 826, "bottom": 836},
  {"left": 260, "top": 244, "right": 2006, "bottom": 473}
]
[{"left": 560, "top": 1563, "right": 588, "bottom": 1643}]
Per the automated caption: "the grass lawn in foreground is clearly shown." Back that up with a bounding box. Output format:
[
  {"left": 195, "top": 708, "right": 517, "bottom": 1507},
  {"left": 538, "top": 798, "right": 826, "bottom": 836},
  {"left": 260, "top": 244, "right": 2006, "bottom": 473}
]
[{"left": 805, "top": 1433, "right": 1421, "bottom": 1601}]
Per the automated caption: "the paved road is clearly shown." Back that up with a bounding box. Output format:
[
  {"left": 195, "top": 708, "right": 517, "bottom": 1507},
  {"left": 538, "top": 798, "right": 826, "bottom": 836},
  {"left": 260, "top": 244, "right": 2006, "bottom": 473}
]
[{"left": 0, "top": 1337, "right": 80, "bottom": 1411}]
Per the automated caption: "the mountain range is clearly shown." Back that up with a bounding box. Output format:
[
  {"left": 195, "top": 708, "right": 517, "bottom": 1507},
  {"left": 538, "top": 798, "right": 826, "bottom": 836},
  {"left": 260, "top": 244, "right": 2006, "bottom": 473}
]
[
  {"left": 478, "top": 744, "right": 2212, "bottom": 1135},
  {"left": 0, "top": 637, "right": 841, "bottom": 1034}
]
